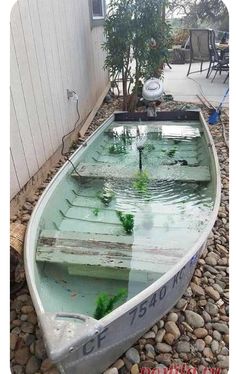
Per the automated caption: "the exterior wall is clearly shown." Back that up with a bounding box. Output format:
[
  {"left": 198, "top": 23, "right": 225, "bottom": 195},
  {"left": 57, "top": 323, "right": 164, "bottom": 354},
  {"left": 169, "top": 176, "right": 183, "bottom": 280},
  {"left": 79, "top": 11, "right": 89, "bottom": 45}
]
[{"left": 10, "top": 0, "right": 109, "bottom": 199}]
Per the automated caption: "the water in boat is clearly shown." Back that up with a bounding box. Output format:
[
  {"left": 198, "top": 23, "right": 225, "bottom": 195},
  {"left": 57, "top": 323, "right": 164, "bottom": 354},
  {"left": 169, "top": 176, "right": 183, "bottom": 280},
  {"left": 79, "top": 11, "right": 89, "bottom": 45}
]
[{"left": 36, "top": 119, "right": 214, "bottom": 318}]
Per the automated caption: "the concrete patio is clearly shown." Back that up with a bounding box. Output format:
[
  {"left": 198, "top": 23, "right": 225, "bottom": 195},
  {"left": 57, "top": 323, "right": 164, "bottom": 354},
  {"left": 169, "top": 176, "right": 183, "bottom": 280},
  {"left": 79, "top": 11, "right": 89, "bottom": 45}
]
[{"left": 163, "top": 62, "right": 229, "bottom": 107}]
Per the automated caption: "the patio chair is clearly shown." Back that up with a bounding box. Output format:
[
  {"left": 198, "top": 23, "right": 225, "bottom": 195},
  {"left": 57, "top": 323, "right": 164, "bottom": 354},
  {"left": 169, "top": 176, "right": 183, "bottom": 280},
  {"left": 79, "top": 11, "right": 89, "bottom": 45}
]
[
  {"left": 207, "top": 30, "right": 229, "bottom": 82},
  {"left": 187, "top": 29, "right": 212, "bottom": 77}
]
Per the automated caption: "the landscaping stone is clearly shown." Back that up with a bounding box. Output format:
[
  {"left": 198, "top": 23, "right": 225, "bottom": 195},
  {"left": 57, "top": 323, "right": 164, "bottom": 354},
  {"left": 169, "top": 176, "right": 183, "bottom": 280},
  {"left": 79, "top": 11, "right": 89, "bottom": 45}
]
[
  {"left": 130, "top": 364, "right": 139, "bottom": 374},
  {"left": 205, "top": 286, "right": 220, "bottom": 301},
  {"left": 184, "top": 311, "right": 204, "bottom": 328},
  {"left": 176, "top": 341, "right": 191, "bottom": 353},
  {"left": 212, "top": 323, "right": 229, "bottom": 334},
  {"left": 165, "top": 321, "right": 180, "bottom": 339},
  {"left": 25, "top": 356, "right": 41, "bottom": 374},
  {"left": 194, "top": 328, "right": 208, "bottom": 338},
  {"left": 125, "top": 348, "right": 140, "bottom": 364},
  {"left": 155, "top": 343, "right": 172, "bottom": 353},
  {"left": 14, "top": 346, "right": 30, "bottom": 365}
]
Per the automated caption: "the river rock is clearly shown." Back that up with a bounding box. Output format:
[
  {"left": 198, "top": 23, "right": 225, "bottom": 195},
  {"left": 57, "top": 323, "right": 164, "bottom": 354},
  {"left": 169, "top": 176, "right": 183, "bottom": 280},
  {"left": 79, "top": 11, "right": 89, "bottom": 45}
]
[
  {"left": 35, "top": 339, "right": 47, "bottom": 360},
  {"left": 130, "top": 364, "right": 139, "bottom": 374},
  {"left": 25, "top": 355, "right": 41, "bottom": 374},
  {"left": 216, "top": 356, "right": 229, "bottom": 368},
  {"left": 223, "top": 335, "right": 229, "bottom": 344},
  {"left": 194, "top": 328, "right": 208, "bottom": 338},
  {"left": 190, "top": 282, "right": 205, "bottom": 296},
  {"left": 212, "top": 323, "right": 229, "bottom": 334},
  {"left": 211, "top": 340, "right": 220, "bottom": 354},
  {"left": 205, "top": 286, "right": 220, "bottom": 301},
  {"left": 40, "top": 358, "right": 54, "bottom": 372},
  {"left": 185, "top": 311, "right": 204, "bottom": 328},
  {"left": 21, "top": 322, "right": 35, "bottom": 334},
  {"left": 10, "top": 333, "right": 18, "bottom": 350},
  {"left": 156, "top": 343, "right": 172, "bottom": 353},
  {"left": 212, "top": 283, "right": 224, "bottom": 294},
  {"left": 155, "top": 329, "right": 166, "bottom": 343},
  {"left": 163, "top": 333, "right": 175, "bottom": 345},
  {"left": 205, "top": 256, "right": 217, "bottom": 266},
  {"left": 145, "top": 344, "right": 155, "bottom": 355},
  {"left": 21, "top": 305, "right": 34, "bottom": 314},
  {"left": 221, "top": 347, "right": 229, "bottom": 355},
  {"left": 205, "top": 302, "right": 218, "bottom": 316},
  {"left": 213, "top": 330, "right": 222, "bottom": 341},
  {"left": 195, "top": 339, "right": 205, "bottom": 352},
  {"left": 155, "top": 353, "right": 171, "bottom": 366},
  {"left": 204, "top": 335, "right": 213, "bottom": 345},
  {"left": 165, "top": 321, "right": 180, "bottom": 339},
  {"left": 14, "top": 346, "right": 30, "bottom": 365},
  {"left": 113, "top": 359, "right": 124, "bottom": 370},
  {"left": 176, "top": 341, "right": 191, "bottom": 353},
  {"left": 11, "top": 365, "right": 24, "bottom": 374},
  {"left": 143, "top": 331, "right": 155, "bottom": 339},
  {"left": 203, "top": 347, "right": 214, "bottom": 359},
  {"left": 167, "top": 312, "right": 178, "bottom": 322},
  {"left": 176, "top": 298, "right": 187, "bottom": 309},
  {"left": 125, "top": 348, "right": 140, "bottom": 364}
]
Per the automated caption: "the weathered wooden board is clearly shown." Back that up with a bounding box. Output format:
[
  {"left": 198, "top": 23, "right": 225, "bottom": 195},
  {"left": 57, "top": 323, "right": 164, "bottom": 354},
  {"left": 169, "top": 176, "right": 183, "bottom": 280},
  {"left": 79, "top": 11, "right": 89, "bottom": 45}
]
[
  {"left": 36, "top": 228, "right": 182, "bottom": 281},
  {"left": 10, "top": 152, "right": 20, "bottom": 197},
  {"left": 36, "top": 236, "right": 178, "bottom": 280},
  {"left": 11, "top": 4, "right": 46, "bottom": 167},
  {"left": 72, "top": 163, "right": 211, "bottom": 182}
]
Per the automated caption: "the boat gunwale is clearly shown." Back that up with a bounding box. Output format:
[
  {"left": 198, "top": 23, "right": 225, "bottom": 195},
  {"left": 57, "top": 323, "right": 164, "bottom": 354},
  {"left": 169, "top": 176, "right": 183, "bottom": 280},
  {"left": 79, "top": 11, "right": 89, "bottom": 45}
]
[{"left": 24, "top": 110, "right": 221, "bottom": 362}]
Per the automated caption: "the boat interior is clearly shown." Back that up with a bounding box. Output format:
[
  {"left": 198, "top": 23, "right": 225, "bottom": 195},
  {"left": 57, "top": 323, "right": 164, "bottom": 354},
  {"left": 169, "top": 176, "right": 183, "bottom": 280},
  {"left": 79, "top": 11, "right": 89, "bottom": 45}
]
[{"left": 35, "top": 117, "right": 215, "bottom": 318}]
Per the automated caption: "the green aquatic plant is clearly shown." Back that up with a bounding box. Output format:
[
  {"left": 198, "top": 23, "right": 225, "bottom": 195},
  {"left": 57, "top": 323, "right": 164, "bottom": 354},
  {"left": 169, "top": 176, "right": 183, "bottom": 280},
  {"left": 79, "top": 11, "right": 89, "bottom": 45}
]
[
  {"left": 98, "top": 183, "right": 115, "bottom": 206},
  {"left": 117, "top": 211, "right": 134, "bottom": 234},
  {"left": 133, "top": 171, "right": 149, "bottom": 193},
  {"left": 108, "top": 143, "right": 127, "bottom": 155},
  {"left": 92, "top": 208, "right": 100, "bottom": 216},
  {"left": 145, "top": 143, "right": 155, "bottom": 152},
  {"left": 94, "top": 289, "right": 127, "bottom": 320},
  {"left": 166, "top": 148, "right": 177, "bottom": 158}
]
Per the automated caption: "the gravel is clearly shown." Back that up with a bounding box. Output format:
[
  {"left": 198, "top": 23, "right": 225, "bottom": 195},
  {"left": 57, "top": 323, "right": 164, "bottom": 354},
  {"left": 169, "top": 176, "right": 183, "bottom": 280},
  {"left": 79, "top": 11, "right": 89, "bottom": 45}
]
[{"left": 10, "top": 99, "right": 229, "bottom": 373}]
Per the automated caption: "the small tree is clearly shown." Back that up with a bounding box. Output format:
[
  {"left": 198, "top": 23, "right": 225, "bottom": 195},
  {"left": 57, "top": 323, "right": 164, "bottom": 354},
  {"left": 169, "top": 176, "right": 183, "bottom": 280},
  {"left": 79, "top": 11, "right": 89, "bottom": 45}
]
[{"left": 103, "top": 0, "right": 171, "bottom": 110}]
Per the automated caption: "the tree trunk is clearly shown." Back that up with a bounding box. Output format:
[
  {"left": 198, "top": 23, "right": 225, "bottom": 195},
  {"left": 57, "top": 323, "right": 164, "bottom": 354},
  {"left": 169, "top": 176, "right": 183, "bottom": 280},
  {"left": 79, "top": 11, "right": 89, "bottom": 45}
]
[{"left": 122, "top": 69, "right": 128, "bottom": 111}]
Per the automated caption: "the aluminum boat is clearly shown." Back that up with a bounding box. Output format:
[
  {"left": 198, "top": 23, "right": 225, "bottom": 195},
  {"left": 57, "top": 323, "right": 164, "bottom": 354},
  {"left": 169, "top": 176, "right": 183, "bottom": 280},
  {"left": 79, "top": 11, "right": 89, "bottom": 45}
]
[{"left": 25, "top": 111, "right": 220, "bottom": 374}]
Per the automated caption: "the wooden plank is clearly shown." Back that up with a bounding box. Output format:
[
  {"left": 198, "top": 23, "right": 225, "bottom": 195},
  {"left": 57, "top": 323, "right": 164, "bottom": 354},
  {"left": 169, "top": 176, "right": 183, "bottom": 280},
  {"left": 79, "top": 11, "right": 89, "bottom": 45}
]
[
  {"left": 18, "top": 0, "right": 53, "bottom": 160},
  {"left": 36, "top": 240, "right": 178, "bottom": 280},
  {"left": 52, "top": 0, "right": 71, "bottom": 133},
  {"left": 10, "top": 93, "right": 30, "bottom": 187},
  {"left": 10, "top": 152, "right": 20, "bottom": 199},
  {"left": 27, "top": 0, "right": 58, "bottom": 152},
  {"left": 38, "top": 234, "right": 183, "bottom": 257},
  {"left": 10, "top": 31, "right": 38, "bottom": 177},
  {"left": 47, "top": 0, "right": 68, "bottom": 136},
  {"left": 11, "top": 3, "right": 46, "bottom": 167},
  {"left": 40, "top": 229, "right": 185, "bottom": 248},
  {"left": 72, "top": 163, "right": 211, "bottom": 182},
  {"left": 36, "top": 0, "right": 63, "bottom": 144}
]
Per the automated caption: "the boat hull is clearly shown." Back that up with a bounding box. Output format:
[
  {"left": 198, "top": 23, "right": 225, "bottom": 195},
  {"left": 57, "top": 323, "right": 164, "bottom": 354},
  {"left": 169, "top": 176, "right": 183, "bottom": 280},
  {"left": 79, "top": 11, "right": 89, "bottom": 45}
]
[
  {"left": 24, "top": 110, "right": 221, "bottom": 374},
  {"left": 57, "top": 244, "right": 204, "bottom": 374}
]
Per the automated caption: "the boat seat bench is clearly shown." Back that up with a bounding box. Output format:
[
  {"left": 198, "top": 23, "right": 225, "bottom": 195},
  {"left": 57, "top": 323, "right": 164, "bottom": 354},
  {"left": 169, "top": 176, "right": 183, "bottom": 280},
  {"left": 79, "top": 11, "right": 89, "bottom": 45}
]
[
  {"left": 72, "top": 164, "right": 211, "bottom": 182},
  {"left": 36, "top": 230, "right": 182, "bottom": 281}
]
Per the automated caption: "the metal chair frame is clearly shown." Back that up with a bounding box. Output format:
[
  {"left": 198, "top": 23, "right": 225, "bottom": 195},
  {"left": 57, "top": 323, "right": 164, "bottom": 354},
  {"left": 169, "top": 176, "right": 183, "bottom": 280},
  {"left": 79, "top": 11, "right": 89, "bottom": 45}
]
[
  {"left": 207, "top": 30, "right": 229, "bottom": 82},
  {"left": 187, "top": 29, "right": 212, "bottom": 77}
]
